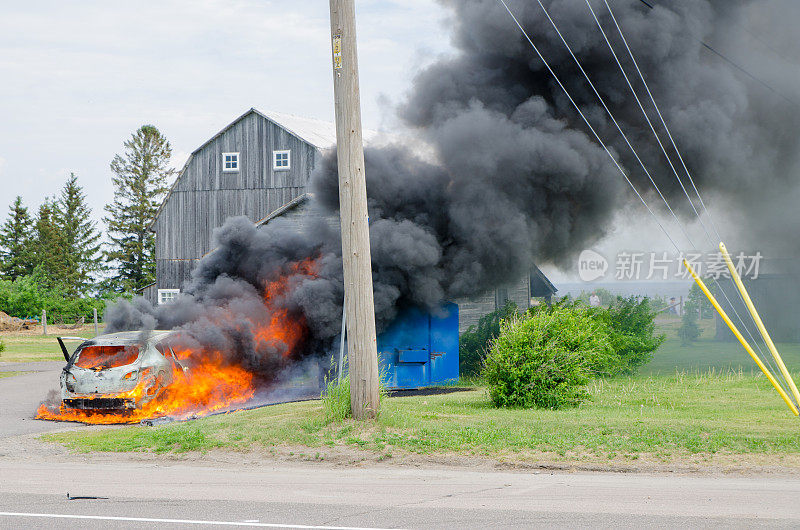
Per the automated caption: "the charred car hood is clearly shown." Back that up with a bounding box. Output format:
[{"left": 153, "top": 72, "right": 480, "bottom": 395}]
[{"left": 64, "top": 362, "right": 142, "bottom": 395}]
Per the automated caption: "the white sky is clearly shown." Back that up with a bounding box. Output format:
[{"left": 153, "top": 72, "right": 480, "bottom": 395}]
[
  {"left": 0, "top": 0, "right": 452, "bottom": 220},
  {"left": 1, "top": 1, "right": 782, "bottom": 286}
]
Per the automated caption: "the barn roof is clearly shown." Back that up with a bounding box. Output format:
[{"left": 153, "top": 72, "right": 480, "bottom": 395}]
[
  {"left": 531, "top": 264, "right": 558, "bottom": 296},
  {"left": 255, "top": 193, "right": 310, "bottom": 226},
  {"left": 152, "top": 108, "right": 379, "bottom": 231},
  {"left": 189, "top": 107, "right": 379, "bottom": 155}
]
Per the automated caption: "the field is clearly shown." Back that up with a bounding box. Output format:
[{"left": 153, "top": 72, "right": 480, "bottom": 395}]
[
  {"left": 44, "top": 369, "right": 800, "bottom": 469},
  {"left": 644, "top": 315, "right": 800, "bottom": 374},
  {"left": 0, "top": 326, "right": 104, "bottom": 363}
]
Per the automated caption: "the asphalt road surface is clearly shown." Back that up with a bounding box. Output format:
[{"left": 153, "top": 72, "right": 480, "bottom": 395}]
[
  {"left": 2, "top": 459, "right": 800, "bottom": 528},
  {"left": 3, "top": 363, "right": 800, "bottom": 528},
  {"left": 0, "top": 361, "right": 66, "bottom": 438}
]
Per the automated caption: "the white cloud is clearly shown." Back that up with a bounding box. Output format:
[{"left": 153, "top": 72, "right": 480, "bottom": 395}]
[{"left": 170, "top": 150, "right": 191, "bottom": 173}]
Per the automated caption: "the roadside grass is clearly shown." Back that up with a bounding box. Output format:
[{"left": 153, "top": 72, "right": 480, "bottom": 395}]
[
  {"left": 0, "top": 328, "right": 103, "bottom": 363},
  {"left": 43, "top": 370, "right": 800, "bottom": 464},
  {"left": 0, "top": 371, "right": 27, "bottom": 379}
]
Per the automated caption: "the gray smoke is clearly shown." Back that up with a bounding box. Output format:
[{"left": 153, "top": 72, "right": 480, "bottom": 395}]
[{"left": 107, "top": 0, "right": 800, "bottom": 373}]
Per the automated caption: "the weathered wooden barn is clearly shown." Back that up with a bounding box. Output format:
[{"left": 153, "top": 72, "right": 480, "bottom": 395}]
[{"left": 144, "top": 108, "right": 557, "bottom": 331}]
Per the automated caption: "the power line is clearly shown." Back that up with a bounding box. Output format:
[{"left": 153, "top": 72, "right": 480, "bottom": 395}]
[
  {"left": 636, "top": 0, "right": 798, "bottom": 107},
  {"left": 601, "top": 0, "right": 794, "bottom": 403},
  {"left": 533, "top": 0, "right": 695, "bottom": 249},
  {"left": 495, "top": 0, "right": 681, "bottom": 254},
  {"left": 497, "top": 0, "right": 792, "bottom": 401}
]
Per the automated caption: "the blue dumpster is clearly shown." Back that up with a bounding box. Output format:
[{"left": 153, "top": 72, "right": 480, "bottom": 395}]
[{"left": 377, "top": 302, "right": 459, "bottom": 389}]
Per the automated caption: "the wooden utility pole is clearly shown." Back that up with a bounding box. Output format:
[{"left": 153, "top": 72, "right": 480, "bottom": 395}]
[{"left": 328, "top": 0, "right": 380, "bottom": 419}]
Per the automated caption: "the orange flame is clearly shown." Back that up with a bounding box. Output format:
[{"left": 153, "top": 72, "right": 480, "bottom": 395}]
[{"left": 36, "top": 258, "right": 318, "bottom": 425}]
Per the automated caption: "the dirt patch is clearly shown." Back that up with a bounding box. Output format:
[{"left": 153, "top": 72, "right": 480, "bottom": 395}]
[
  {"left": 0, "top": 312, "right": 30, "bottom": 332},
  {"left": 3, "top": 323, "right": 98, "bottom": 336}
]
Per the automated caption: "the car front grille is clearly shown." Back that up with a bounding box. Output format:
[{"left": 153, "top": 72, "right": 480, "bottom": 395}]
[{"left": 63, "top": 398, "right": 134, "bottom": 410}]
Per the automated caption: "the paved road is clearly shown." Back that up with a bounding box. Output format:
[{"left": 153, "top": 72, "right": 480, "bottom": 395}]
[
  {"left": 2, "top": 362, "right": 800, "bottom": 528},
  {"left": 1, "top": 458, "right": 800, "bottom": 528},
  {"left": 0, "top": 361, "right": 66, "bottom": 439}
]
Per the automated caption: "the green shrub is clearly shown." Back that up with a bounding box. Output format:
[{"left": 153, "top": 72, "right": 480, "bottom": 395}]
[
  {"left": 0, "top": 340, "right": 5, "bottom": 354},
  {"left": 484, "top": 305, "right": 616, "bottom": 409},
  {"left": 459, "top": 301, "right": 518, "bottom": 377},
  {"left": 599, "top": 296, "right": 665, "bottom": 373}
]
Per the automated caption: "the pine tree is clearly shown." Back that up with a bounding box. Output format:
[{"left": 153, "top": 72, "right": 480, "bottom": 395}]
[
  {"left": 32, "top": 199, "right": 68, "bottom": 289},
  {"left": 53, "top": 173, "right": 102, "bottom": 296},
  {"left": 0, "top": 196, "right": 35, "bottom": 280},
  {"left": 104, "top": 125, "right": 173, "bottom": 292}
]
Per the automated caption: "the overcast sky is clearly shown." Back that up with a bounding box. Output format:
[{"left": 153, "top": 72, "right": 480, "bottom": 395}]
[{"left": 0, "top": 0, "right": 451, "bottom": 219}]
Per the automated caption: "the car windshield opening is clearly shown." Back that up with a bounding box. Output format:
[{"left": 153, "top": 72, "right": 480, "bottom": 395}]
[{"left": 74, "top": 344, "right": 140, "bottom": 370}]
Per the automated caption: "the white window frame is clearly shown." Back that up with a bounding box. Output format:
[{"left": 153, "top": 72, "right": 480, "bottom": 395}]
[
  {"left": 222, "top": 152, "right": 240, "bottom": 172},
  {"left": 273, "top": 150, "right": 291, "bottom": 171},
  {"left": 157, "top": 289, "right": 180, "bottom": 305}
]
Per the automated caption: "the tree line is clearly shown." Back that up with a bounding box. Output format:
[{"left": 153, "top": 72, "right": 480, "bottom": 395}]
[{"left": 0, "top": 125, "right": 173, "bottom": 318}]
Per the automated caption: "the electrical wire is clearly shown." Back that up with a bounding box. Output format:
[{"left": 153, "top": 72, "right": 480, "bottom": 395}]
[
  {"left": 598, "top": 0, "right": 795, "bottom": 403},
  {"left": 495, "top": 0, "right": 680, "bottom": 254},
  {"left": 533, "top": 0, "right": 695, "bottom": 250},
  {"left": 636, "top": 0, "right": 798, "bottom": 108},
  {"left": 495, "top": 0, "right": 793, "bottom": 403},
  {"left": 598, "top": 0, "right": 720, "bottom": 242},
  {"left": 579, "top": 0, "right": 782, "bottom": 387}
]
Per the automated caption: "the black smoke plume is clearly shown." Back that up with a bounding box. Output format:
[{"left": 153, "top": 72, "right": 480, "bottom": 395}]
[{"left": 107, "top": 0, "right": 800, "bottom": 372}]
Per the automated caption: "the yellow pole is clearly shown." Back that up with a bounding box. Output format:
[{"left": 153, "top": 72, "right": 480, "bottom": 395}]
[
  {"left": 718, "top": 242, "right": 800, "bottom": 407},
  {"left": 682, "top": 259, "right": 798, "bottom": 416}
]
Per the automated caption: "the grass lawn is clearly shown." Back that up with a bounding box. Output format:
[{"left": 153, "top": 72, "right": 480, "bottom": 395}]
[
  {"left": 44, "top": 370, "right": 800, "bottom": 468},
  {"left": 645, "top": 315, "right": 800, "bottom": 374},
  {"left": 0, "top": 371, "right": 26, "bottom": 379},
  {"left": 0, "top": 327, "right": 104, "bottom": 363}
]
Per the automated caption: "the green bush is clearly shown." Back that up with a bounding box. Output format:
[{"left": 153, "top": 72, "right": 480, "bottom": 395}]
[
  {"left": 0, "top": 340, "right": 5, "bottom": 354},
  {"left": 0, "top": 274, "right": 107, "bottom": 320},
  {"left": 484, "top": 305, "right": 616, "bottom": 409},
  {"left": 599, "top": 296, "right": 665, "bottom": 373},
  {"left": 459, "top": 301, "right": 518, "bottom": 377}
]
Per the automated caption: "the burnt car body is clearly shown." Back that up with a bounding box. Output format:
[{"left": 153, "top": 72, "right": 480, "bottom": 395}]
[{"left": 60, "top": 331, "right": 185, "bottom": 411}]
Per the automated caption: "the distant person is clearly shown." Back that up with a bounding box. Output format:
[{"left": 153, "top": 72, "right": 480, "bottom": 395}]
[
  {"left": 669, "top": 297, "right": 678, "bottom": 315},
  {"left": 589, "top": 292, "right": 601, "bottom": 307}
]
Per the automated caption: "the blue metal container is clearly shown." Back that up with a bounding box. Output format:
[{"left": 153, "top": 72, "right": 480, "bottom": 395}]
[{"left": 377, "top": 302, "right": 459, "bottom": 389}]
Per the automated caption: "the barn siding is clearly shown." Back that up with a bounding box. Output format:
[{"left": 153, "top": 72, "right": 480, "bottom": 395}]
[
  {"left": 455, "top": 276, "right": 531, "bottom": 334},
  {"left": 156, "top": 259, "right": 200, "bottom": 291},
  {"left": 156, "top": 111, "right": 318, "bottom": 262},
  {"left": 151, "top": 109, "right": 556, "bottom": 332}
]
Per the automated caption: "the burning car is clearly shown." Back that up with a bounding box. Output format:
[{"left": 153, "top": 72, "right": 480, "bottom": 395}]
[{"left": 58, "top": 331, "right": 187, "bottom": 412}]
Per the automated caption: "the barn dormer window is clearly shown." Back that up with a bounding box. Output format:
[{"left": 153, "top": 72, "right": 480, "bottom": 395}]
[
  {"left": 222, "top": 152, "right": 239, "bottom": 172},
  {"left": 273, "top": 150, "right": 291, "bottom": 170}
]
